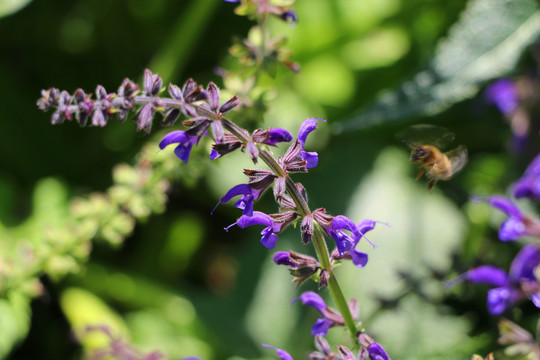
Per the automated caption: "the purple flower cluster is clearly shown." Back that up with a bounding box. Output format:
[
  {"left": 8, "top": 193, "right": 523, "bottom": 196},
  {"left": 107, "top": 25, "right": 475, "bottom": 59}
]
[
  {"left": 451, "top": 244, "right": 540, "bottom": 314},
  {"left": 459, "top": 154, "right": 540, "bottom": 315}
]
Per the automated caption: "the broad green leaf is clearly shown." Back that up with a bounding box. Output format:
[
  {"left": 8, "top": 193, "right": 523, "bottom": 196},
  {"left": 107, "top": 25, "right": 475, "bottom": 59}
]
[
  {"left": 0, "top": 0, "right": 32, "bottom": 18},
  {"left": 336, "top": 0, "right": 540, "bottom": 133}
]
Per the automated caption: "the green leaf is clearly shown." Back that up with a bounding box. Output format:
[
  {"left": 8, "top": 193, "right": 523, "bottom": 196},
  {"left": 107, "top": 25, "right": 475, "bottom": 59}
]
[
  {"left": 335, "top": 0, "right": 540, "bottom": 133},
  {"left": 0, "top": 0, "right": 32, "bottom": 18}
]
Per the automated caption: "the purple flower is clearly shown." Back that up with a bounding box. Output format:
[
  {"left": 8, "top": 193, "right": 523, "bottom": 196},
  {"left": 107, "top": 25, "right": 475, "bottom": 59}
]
[
  {"left": 298, "top": 118, "right": 326, "bottom": 169},
  {"left": 159, "top": 130, "right": 199, "bottom": 164},
  {"left": 262, "top": 345, "right": 294, "bottom": 360},
  {"left": 323, "top": 215, "right": 360, "bottom": 255},
  {"left": 292, "top": 291, "right": 345, "bottom": 336},
  {"left": 513, "top": 153, "right": 540, "bottom": 199},
  {"left": 452, "top": 244, "right": 540, "bottom": 315},
  {"left": 212, "top": 184, "right": 262, "bottom": 216},
  {"left": 226, "top": 211, "right": 281, "bottom": 249},
  {"left": 485, "top": 78, "right": 519, "bottom": 115},
  {"left": 473, "top": 196, "right": 533, "bottom": 241}
]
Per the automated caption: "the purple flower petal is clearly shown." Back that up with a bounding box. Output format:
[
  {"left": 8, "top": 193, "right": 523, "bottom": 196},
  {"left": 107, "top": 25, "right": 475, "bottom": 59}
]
[
  {"left": 280, "top": 10, "right": 298, "bottom": 25},
  {"left": 485, "top": 78, "right": 518, "bottom": 115},
  {"left": 513, "top": 177, "right": 540, "bottom": 199},
  {"left": 261, "top": 230, "right": 279, "bottom": 249},
  {"left": 463, "top": 266, "right": 508, "bottom": 287},
  {"left": 293, "top": 291, "right": 327, "bottom": 313},
  {"left": 159, "top": 130, "right": 198, "bottom": 164},
  {"left": 298, "top": 118, "right": 325, "bottom": 146},
  {"left": 273, "top": 252, "right": 296, "bottom": 267},
  {"left": 351, "top": 250, "right": 368, "bottom": 268},
  {"left": 326, "top": 215, "right": 359, "bottom": 254},
  {"left": 212, "top": 184, "right": 260, "bottom": 216},
  {"left": 485, "top": 195, "right": 522, "bottom": 218},
  {"left": 262, "top": 345, "right": 294, "bottom": 360},
  {"left": 487, "top": 287, "right": 512, "bottom": 315},
  {"left": 508, "top": 244, "right": 540, "bottom": 283},
  {"left": 311, "top": 318, "right": 332, "bottom": 336},
  {"left": 301, "top": 151, "right": 319, "bottom": 168},
  {"left": 499, "top": 217, "right": 526, "bottom": 242},
  {"left": 367, "top": 342, "right": 391, "bottom": 360},
  {"left": 265, "top": 128, "right": 293, "bottom": 146}
]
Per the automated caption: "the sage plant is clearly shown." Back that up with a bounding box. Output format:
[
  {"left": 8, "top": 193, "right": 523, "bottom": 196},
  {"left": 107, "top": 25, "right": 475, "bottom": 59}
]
[{"left": 37, "top": 67, "right": 390, "bottom": 359}]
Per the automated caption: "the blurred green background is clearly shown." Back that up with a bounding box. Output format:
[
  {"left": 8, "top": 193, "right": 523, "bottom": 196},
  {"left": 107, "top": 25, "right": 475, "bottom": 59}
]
[{"left": 1, "top": 0, "right": 540, "bottom": 359}]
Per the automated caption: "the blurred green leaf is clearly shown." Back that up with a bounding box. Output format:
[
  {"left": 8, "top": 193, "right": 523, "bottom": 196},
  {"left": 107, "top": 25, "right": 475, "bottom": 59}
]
[
  {"left": 0, "top": 0, "right": 32, "bottom": 18},
  {"left": 0, "top": 292, "right": 31, "bottom": 359},
  {"left": 336, "top": 0, "right": 540, "bottom": 133}
]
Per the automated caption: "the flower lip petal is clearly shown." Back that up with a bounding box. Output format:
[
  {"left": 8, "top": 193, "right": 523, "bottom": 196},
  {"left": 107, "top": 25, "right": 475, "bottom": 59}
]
[
  {"left": 311, "top": 318, "right": 332, "bottom": 336},
  {"left": 487, "top": 287, "right": 513, "bottom": 315},
  {"left": 351, "top": 250, "right": 368, "bottom": 268},
  {"left": 498, "top": 217, "right": 526, "bottom": 242}
]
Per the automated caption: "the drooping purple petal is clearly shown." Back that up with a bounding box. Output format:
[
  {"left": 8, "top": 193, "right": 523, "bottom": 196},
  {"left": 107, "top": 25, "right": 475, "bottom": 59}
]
[
  {"left": 367, "top": 342, "right": 391, "bottom": 360},
  {"left": 262, "top": 345, "right": 294, "bottom": 360},
  {"left": 298, "top": 118, "right": 325, "bottom": 146},
  {"left": 351, "top": 250, "right": 368, "bottom": 268},
  {"left": 301, "top": 151, "right": 319, "bottom": 168},
  {"left": 463, "top": 266, "right": 508, "bottom": 287},
  {"left": 485, "top": 78, "right": 518, "bottom": 115},
  {"left": 261, "top": 229, "right": 279, "bottom": 249},
  {"left": 311, "top": 318, "right": 332, "bottom": 336},
  {"left": 293, "top": 291, "right": 327, "bottom": 313},
  {"left": 487, "top": 287, "right": 512, "bottom": 315},
  {"left": 499, "top": 217, "right": 527, "bottom": 242}
]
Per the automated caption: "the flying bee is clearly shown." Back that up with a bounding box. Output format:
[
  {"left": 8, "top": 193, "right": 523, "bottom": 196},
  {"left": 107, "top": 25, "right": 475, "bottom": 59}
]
[{"left": 396, "top": 124, "right": 468, "bottom": 191}]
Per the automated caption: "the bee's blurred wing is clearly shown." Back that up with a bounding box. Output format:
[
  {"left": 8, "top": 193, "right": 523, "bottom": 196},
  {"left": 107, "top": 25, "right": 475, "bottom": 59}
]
[
  {"left": 447, "top": 145, "right": 468, "bottom": 174},
  {"left": 395, "top": 124, "right": 455, "bottom": 149}
]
